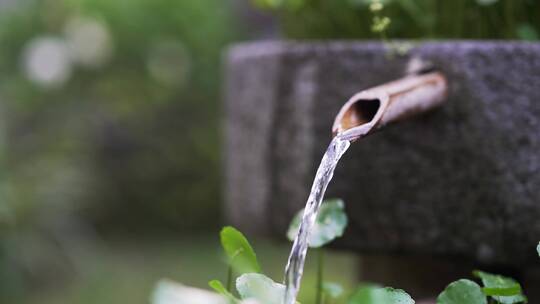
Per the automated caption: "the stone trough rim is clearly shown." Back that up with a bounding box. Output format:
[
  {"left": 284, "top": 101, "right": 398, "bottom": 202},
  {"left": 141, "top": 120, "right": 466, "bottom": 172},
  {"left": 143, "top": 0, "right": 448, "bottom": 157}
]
[{"left": 227, "top": 40, "right": 540, "bottom": 60}]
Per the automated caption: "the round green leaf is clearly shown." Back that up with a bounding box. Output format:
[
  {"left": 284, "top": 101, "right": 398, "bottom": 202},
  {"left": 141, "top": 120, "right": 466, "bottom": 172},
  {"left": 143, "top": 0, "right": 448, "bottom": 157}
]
[
  {"left": 473, "top": 271, "right": 521, "bottom": 294},
  {"left": 287, "top": 198, "right": 348, "bottom": 248},
  {"left": 236, "top": 273, "right": 285, "bottom": 304},
  {"left": 220, "top": 226, "right": 261, "bottom": 274},
  {"left": 437, "top": 279, "right": 487, "bottom": 304},
  {"left": 473, "top": 271, "right": 527, "bottom": 304},
  {"left": 348, "top": 286, "right": 414, "bottom": 304},
  {"left": 496, "top": 293, "right": 527, "bottom": 304},
  {"left": 347, "top": 286, "right": 414, "bottom": 304}
]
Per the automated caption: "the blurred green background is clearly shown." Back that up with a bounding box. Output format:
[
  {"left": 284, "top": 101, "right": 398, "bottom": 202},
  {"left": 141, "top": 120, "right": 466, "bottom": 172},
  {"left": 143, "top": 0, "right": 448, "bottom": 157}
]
[{"left": 0, "top": 0, "right": 538, "bottom": 303}]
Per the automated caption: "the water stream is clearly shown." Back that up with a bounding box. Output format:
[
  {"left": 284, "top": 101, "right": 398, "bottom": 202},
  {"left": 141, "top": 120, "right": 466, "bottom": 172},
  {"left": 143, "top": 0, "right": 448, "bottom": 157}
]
[{"left": 283, "top": 134, "right": 351, "bottom": 304}]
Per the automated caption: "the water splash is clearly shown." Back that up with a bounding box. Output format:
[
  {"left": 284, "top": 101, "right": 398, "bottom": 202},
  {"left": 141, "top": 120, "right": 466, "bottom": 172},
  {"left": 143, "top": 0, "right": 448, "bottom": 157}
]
[{"left": 283, "top": 135, "right": 351, "bottom": 304}]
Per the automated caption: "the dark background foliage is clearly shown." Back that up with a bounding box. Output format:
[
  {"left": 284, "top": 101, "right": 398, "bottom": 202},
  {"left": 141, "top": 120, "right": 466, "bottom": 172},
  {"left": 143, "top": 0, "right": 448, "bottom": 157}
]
[{"left": 253, "top": 0, "right": 539, "bottom": 40}]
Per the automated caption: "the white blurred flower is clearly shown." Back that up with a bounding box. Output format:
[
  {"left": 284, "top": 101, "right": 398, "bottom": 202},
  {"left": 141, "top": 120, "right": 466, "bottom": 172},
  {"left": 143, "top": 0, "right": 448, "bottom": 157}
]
[
  {"left": 152, "top": 279, "right": 228, "bottom": 304},
  {"left": 348, "top": 0, "right": 391, "bottom": 7},
  {"left": 147, "top": 39, "right": 190, "bottom": 87},
  {"left": 476, "top": 0, "right": 498, "bottom": 5},
  {"left": 22, "top": 36, "right": 72, "bottom": 88},
  {"left": 152, "top": 279, "right": 266, "bottom": 304},
  {"left": 64, "top": 16, "right": 113, "bottom": 68},
  {"left": 370, "top": 2, "right": 383, "bottom": 12}
]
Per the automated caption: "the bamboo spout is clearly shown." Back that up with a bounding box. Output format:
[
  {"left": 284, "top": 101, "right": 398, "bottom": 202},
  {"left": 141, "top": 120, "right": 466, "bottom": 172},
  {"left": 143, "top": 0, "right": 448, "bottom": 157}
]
[{"left": 332, "top": 72, "right": 448, "bottom": 141}]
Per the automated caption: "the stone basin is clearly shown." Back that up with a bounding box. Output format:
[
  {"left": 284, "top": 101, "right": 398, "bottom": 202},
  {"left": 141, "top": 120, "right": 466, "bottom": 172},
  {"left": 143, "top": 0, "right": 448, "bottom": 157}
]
[{"left": 223, "top": 42, "right": 540, "bottom": 294}]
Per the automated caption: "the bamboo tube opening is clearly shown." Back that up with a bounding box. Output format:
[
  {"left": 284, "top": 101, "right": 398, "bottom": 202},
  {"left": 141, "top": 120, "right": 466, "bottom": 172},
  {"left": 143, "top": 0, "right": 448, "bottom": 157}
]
[
  {"left": 340, "top": 98, "right": 381, "bottom": 130},
  {"left": 333, "top": 72, "right": 448, "bottom": 141}
]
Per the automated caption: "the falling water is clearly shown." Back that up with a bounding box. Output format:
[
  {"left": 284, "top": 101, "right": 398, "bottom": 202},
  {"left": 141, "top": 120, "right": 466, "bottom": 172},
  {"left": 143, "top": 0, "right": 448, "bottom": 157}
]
[{"left": 283, "top": 134, "right": 351, "bottom": 304}]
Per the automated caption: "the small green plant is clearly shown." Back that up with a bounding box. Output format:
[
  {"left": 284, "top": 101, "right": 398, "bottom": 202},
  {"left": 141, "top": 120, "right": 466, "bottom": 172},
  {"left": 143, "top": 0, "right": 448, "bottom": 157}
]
[
  {"left": 437, "top": 279, "right": 487, "bottom": 304},
  {"left": 151, "top": 199, "right": 537, "bottom": 304},
  {"left": 474, "top": 271, "right": 526, "bottom": 302},
  {"left": 219, "top": 226, "right": 262, "bottom": 291},
  {"left": 437, "top": 271, "right": 528, "bottom": 304}
]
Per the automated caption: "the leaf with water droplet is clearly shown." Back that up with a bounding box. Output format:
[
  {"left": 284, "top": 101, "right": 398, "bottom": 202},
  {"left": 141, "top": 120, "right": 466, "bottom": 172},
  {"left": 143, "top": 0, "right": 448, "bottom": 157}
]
[
  {"left": 348, "top": 285, "right": 414, "bottom": 304},
  {"left": 473, "top": 271, "right": 527, "bottom": 304},
  {"left": 287, "top": 198, "right": 348, "bottom": 248},
  {"left": 437, "top": 279, "right": 487, "bottom": 304},
  {"left": 220, "top": 226, "right": 261, "bottom": 274},
  {"left": 236, "top": 273, "right": 285, "bottom": 304},
  {"left": 323, "top": 282, "right": 344, "bottom": 299}
]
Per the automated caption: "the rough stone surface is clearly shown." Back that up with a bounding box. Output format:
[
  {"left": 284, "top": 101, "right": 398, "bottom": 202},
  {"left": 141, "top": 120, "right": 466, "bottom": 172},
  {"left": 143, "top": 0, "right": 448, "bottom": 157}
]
[{"left": 224, "top": 41, "right": 540, "bottom": 267}]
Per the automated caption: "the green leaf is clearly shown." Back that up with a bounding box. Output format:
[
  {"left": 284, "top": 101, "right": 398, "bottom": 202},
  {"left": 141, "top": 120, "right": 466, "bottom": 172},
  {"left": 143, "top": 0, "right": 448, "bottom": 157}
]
[
  {"left": 236, "top": 273, "right": 285, "bottom": 304},
  {"left": 348, "top": 286, "right": 414, "bottom": 304},
  {"left": 220, "top": 226, "right": 261, "bottom": 274},
  {"left": 209, "top": 280, "right": 240, "bottom": 303},
  {"left": 287, "top": 198, "right": 348, "bottom": 248},
  {"left": 436, "top": 279, "right": 487, "bottom": 304},
  {"left": 482, "top": 287, "right": 522, "bottom": 297},
  {"left": 323, "top": 282, "right": 344, "bottom": 299},
  {"left": 473, "top": 271, "right": 521, "bottom": 295},
  {"left": 537, "top": 242, "right": 540, "bottom": 257},
  {"left": 152, "top": 279, "right": 228, "bottom": 304},
  {"left": 473, "top": 271, "right": 527, "bottom": 304}
]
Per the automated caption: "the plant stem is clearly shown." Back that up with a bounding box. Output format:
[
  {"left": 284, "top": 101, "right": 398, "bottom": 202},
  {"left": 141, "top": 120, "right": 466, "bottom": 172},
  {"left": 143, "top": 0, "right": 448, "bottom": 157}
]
[
  {"left": 315, "top": 248, "right": 324, "bottom": 304},
  {"left": 226, "top": 264, "right": 233, "bottom": 292}
]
